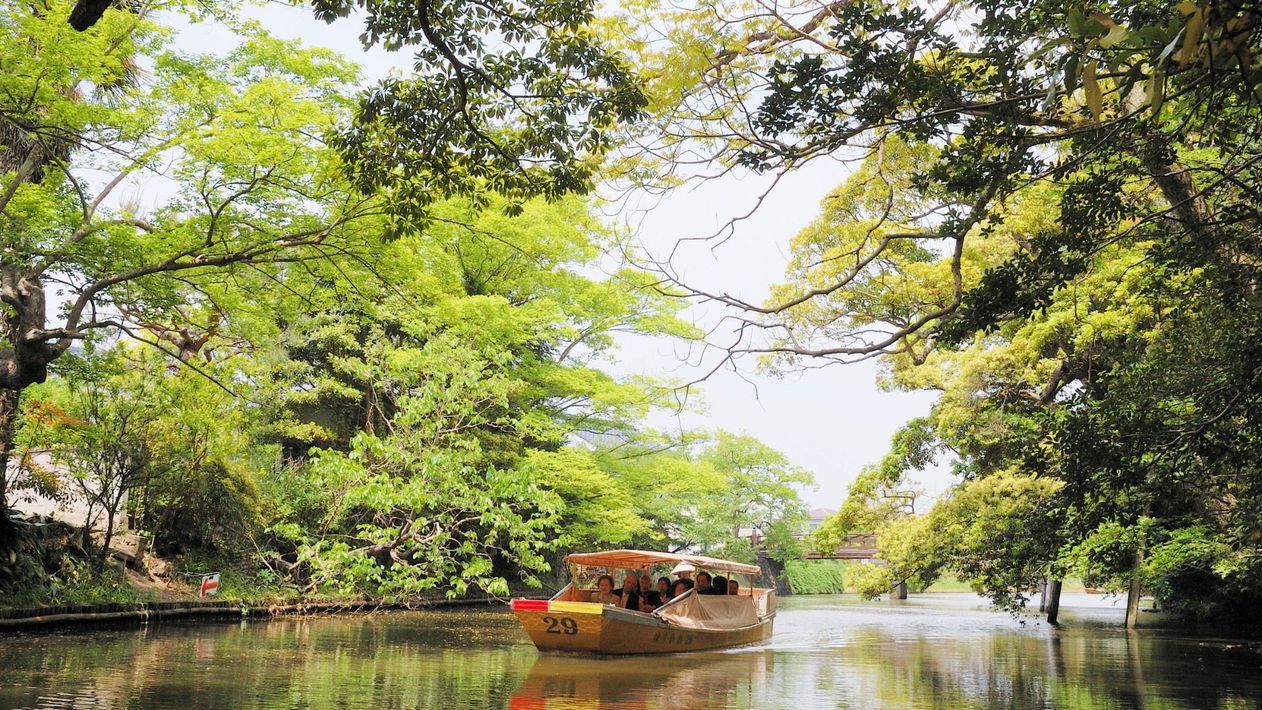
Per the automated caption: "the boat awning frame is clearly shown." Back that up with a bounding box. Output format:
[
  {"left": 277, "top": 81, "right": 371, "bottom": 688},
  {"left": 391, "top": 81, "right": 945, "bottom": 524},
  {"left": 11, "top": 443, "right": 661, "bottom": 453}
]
[{"left": 564, "top": 549, "right": 761, "bottom": 576}]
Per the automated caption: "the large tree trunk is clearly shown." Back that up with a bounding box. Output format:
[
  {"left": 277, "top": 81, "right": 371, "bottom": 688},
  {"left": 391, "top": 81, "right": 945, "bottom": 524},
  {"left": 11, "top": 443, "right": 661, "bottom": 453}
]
[
  {"left": 1, "top": 266, "right": 57, "bottom": 389},
  {"left": 0, "top": 265, "right": 58, "bottom": 532},
  {"left": 0, "top": 387, "right": 19, "bottom": 536}
]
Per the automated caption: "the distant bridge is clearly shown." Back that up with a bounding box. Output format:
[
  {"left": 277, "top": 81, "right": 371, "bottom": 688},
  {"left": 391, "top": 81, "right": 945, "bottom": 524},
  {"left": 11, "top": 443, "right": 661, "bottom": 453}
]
[
  {"left": 754, "top": 532, "right": 880, "bottom": 561},
  {"left": 802, "top": 532, "right": 879, "bottom": 560},
  {"left": 754, "top": 532, "right": 881, "bottom": 594}
]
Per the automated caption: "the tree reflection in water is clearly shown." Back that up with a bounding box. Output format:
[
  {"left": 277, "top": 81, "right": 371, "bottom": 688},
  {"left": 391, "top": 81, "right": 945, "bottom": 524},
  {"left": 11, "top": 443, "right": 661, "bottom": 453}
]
[{"left": 1, "top": 597, "right": 1259, "bottom": 709}]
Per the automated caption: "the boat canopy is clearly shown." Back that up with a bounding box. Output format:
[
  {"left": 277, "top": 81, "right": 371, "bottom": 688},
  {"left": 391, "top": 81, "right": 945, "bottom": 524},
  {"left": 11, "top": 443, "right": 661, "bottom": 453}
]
[{"left": 564, "top": 549, "right": 761, "bottom": 576}]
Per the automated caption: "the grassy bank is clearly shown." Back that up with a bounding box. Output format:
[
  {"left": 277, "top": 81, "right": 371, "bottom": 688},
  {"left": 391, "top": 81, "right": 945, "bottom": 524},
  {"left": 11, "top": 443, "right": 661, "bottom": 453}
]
[
  {"left": 0, "top": 538, "right": 319, "bottom": 612},
  {"left": 0, "top": 562, "right": 300, "bottom": 611}
]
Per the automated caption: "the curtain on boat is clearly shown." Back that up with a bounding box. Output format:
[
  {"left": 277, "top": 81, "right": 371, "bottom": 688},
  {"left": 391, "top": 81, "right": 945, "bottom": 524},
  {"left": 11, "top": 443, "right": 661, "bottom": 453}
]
[{"left": 656, "top": 593, "right": 760, "bottom": 630}]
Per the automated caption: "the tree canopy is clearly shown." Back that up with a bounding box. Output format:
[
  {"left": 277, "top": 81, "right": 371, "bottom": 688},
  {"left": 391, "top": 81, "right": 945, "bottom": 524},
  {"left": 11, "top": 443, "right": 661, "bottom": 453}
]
[
  {"left": 612, "top": 0, "right": 1262, "bottom": 621},
  {"left": 0, "top": 0, "right": 822, "bottom": 604}
]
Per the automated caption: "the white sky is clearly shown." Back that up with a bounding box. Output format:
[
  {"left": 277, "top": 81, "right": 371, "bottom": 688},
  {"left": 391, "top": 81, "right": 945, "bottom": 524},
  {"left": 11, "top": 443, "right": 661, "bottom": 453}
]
[{"left": 173, "top": 3, "right": 954, "bottom": 507}]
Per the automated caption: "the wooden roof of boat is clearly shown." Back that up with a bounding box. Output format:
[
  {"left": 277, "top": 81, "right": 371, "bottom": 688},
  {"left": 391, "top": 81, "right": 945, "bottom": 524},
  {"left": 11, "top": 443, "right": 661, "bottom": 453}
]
[{"left": 564, "top": 549, "right": 761, "bottom": 575}]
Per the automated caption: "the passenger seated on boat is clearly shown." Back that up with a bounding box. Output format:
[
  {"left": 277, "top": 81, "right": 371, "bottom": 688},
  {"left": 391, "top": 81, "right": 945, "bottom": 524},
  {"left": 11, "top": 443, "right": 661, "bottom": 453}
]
[
  {"left": 591, "top": 574, "right": 619, "bottom": 605},
  {"left": 695, "top": 571, "right": 713, "bottom": 594},
  {"left": 670, "top": 578, "right": 694, "bottom": 600},
  {"left": 619, "top": 573, "right": 642, "bottom": 611},
  {"left": 639, "top": 573, "right": 663, "bottom": 612},
  {"left": 710, "top": 576, "right": 728, "bottom": 595},
  {"left": 728, "top": 579, "right": 740, "bottom": 595},
  {"left": 657, "top": 576, "right": 672, "bottom": 599}
]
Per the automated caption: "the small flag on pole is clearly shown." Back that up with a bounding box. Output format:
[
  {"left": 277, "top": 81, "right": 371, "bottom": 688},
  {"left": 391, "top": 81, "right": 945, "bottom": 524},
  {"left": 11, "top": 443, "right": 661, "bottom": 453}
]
[{"left": 199, "top": 573, "right": 220, "bottom": 598}]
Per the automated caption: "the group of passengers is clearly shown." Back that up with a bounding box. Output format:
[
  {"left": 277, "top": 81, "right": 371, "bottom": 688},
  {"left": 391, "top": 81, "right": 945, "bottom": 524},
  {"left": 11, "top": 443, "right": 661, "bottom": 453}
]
[{"left": 590, "top": 569, "right": 741, "bottom": 613}]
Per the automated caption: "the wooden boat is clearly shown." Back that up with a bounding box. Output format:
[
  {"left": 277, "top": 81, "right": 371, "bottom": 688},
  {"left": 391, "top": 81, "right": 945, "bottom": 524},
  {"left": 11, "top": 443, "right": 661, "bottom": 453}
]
[{"left": 511, "top": 549, "right": 775, "bottom": 655}]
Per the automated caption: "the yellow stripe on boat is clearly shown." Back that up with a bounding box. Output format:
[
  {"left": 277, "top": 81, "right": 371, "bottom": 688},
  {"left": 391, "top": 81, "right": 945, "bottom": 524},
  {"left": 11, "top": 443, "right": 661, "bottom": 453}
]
[{"left": 548, "top": 601, "right": 605, "bottom": 615}]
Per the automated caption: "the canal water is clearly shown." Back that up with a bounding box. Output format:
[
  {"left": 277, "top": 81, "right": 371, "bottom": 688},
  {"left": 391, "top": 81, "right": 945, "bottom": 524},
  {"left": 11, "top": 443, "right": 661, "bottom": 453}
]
[{"left": 1, "top": 594, "right": 1259, "bottom": 709}]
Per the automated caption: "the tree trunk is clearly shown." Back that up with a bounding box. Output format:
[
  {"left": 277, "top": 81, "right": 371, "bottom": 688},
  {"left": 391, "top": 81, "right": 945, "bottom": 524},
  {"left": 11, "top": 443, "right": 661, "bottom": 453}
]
[
  {"left": 0, "top": 387, "right": 21, "bottom": 528},
  {"left": 0, "top": 266, "right": 63, "bottom": 529},
  {"left": 1142, "top": 136, "right": 1262, "bottom": 309},
  {"left": 1046, "top": 579, "right": 1063, "bottom": 625},
  {"left": 98, "top": 506, "right": 116, "bottom": 574},
  {"left": 1125, "top": 547, "right": 1144, "bottom": 629}
]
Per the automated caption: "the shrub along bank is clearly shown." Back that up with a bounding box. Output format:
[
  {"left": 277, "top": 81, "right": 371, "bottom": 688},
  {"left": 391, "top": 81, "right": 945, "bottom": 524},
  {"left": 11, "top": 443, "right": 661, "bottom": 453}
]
[{"left": 782, "top": 559, "right": 848, "bottom": 595}]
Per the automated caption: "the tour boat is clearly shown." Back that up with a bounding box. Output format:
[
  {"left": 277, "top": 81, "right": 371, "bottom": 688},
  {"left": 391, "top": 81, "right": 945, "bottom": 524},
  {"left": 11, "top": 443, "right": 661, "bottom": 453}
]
[{"left": 510, "top": 549, "right": 775, "bottom": 655}]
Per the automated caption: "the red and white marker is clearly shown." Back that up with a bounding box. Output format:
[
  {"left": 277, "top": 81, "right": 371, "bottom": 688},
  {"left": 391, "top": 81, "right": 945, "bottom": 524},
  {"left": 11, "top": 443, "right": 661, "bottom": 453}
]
[{"left": 199, "top": 573, "right": 220, "bottom": 598}]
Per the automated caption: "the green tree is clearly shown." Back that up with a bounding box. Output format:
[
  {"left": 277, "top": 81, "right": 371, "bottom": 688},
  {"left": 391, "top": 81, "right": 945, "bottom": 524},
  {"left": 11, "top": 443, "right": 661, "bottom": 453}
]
[
  {"left": 66, "top": 0, "right": 646, "bottom": 222},
  {"left": 310, "top": 0, "right": 646, "bottom": 228},
  {"left": 0, "top": 3, "right": 381, "bottom": 517},
  {"left": 519, "top": 449, "right": 648, "bottom": 549},
  {"left": 812, "top": 417, "right": 934, "bottom": 553},
  {"left": 233, "top": 186, "right": 699, "bottom": 595},
  {"left": 1043, "top": 294, "right": 1262, "bottom": 621},
  {"left": 25, "top": 357, "right": 160, "bottom": 571},
  {"left": 698, "top": 432, "right": 814, "bottom": 561},
  {"left": 136, "top": 362, "right": 265, "bottom": 557},
  {"left": 22, "top": 346, "right": 268, "bottom": 561},
  {"left": 931, "top": 472, "right": 1064, "bottom": 610},
  {"left": 592, "top": 431, "right": 813, "bottom": 561},
  {"left": 625, "top": 0, "right": 1261, "bottom": 335},
  {"left": 596, "top": 442, "right": 725, "bottom": 552},
  {"left": 621, "top": 0, "right": 1262, "bottom": 622},
  {"left": 1, "top": 0, "right": 650, "bottom": 520},
  {"left": 267, "top": 333, "right": 563, "bottom": 598},
  {"left": 260, "top": 194, "right": 693, "bottom": 455}
]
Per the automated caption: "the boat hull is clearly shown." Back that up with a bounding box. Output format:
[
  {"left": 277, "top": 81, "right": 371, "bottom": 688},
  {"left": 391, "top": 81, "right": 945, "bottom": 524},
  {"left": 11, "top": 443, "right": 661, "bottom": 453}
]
[{"left": 511, "top": 600, "right": 774, "bottom": 655}]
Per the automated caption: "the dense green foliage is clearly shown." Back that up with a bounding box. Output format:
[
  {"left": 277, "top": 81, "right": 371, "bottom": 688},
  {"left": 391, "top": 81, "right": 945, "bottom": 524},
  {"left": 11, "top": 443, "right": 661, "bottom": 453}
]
[
  {"left": 782, "top": 559, "right": 847, "bottom": 595},
  {"left": 0, "top": 1, "right": 817, "bottom": 605},
  {"left": 310, "top": 0, "right": 646, "bottom": 228},
  {"left": 594, "top": 431, "right": 814, "bottom": 562},
  {"left": 617, "top": 0, "right": 1262, "bottom": 624}
]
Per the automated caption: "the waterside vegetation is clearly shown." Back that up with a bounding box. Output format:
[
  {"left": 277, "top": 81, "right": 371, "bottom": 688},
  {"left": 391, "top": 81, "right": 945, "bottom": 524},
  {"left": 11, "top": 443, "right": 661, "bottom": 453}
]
[{"left": 0, "top": 0, "right": 812, "bottom": 609}]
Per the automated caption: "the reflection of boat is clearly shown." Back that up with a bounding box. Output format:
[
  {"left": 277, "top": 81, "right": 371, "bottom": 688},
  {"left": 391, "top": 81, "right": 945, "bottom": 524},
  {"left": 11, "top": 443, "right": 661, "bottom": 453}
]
[
  {"left": 511, "top": 550, "right": 775, "bottom": 655},
  {"left": 508, "top": 649, "right": 774, "bottom": 708}
]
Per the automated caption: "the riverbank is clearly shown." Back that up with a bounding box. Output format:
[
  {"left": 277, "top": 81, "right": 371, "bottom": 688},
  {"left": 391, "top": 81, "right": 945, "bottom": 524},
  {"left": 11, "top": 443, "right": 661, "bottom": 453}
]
[{"left": 0, "top": 515, "right": 509, "bottom": 626}]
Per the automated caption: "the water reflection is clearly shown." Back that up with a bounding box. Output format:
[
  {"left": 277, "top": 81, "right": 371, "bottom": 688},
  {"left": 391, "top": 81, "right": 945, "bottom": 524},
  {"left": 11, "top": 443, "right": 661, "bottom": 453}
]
[
  {"left": 1, "top": 596, "right": 1259, "bottom": 709},
  {"left": 510, "top": 652, "right": 776, "bottom": 709}
]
